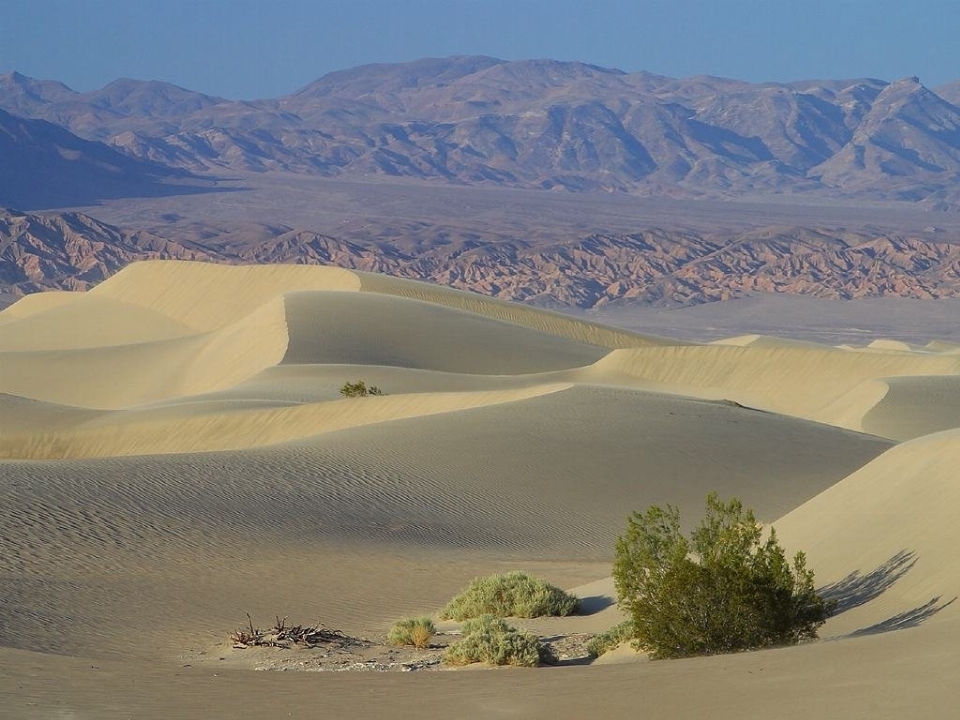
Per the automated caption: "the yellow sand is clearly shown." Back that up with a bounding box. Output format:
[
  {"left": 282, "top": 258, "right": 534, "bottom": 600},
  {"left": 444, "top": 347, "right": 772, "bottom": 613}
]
[
  {"left": 593, "top": 342, "right": 960, "bottom": 431},
  {"left": 774, "top": 430, "right": 960, "bottom": 637},
  {"left": 88, "top": 259, "right": 362, "bottom": 330},
  {"left": 0, "top": 293, "right": 195, "bottom": 350},
  {"left": 0, "top": 384, "right": 573, "bottom": 458},
  {"left": 0, "top": 289, "right": 83, "bottom": 323}
]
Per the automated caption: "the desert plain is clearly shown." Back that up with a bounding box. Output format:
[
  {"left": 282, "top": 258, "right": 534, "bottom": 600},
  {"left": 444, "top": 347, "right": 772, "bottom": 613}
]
[{"left": 0, "top": 257, "right": 957, "bottom": 719}]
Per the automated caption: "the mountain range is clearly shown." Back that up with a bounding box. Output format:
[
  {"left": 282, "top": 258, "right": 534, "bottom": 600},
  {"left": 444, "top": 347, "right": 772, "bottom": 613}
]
[
  {"left": 2, "top": 57, "right": 960, "bottom": 309},
  {"left": 4, "top": 208, "right": 958, "bottom": 309},
  {"left": 2, "top": 57, "right": 960, "bottom": 205}
]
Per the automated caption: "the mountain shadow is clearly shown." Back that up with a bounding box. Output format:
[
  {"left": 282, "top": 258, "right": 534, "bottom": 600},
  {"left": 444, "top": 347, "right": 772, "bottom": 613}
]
[{"left": 0, "top": 108, "right": 236, "bottom": 210}]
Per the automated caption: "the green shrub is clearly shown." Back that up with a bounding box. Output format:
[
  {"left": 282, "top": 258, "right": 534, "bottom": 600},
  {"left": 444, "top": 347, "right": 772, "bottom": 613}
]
[
  {"left": 586, "top": 620, "right": 635, "bottom": 658},
  {"left": 443, "top": 615, "right": 547, "bottom": 667},
  {"left": 439, "top": 571, "right": 580, "bottom": 620},
  {"left": 387, "top": 617, "right": 435, "bottom": 649},
  {"left": 613, "top": 493, "right": 833, "bottom": 659},
  {"left": 340, "top": 380, "right": 385, "bottom": 398}
]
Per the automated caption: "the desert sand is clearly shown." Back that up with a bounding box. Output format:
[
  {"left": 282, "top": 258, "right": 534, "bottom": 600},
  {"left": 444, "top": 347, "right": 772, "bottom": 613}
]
[{"left": 1, "top": 261, "right": 958, "bottom": 719}]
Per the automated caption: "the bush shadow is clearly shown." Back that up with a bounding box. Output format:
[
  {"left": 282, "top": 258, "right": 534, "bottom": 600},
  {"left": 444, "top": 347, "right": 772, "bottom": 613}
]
[
  {"left": 819, "top": 549, "right": 917, "bottom": 614},
  {"left": 850, "top": 596, "right": 958, "bottom": 637},
  {"left": 577, "top": 595, "right": 616, "bottom": 615},
  {"left": 819, "top": 549, "right": 956, "bottom": 637}
]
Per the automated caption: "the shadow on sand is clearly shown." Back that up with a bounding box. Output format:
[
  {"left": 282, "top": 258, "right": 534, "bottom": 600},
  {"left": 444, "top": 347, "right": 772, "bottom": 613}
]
[
  {"left": 577, "top": 595, "right": 616, "bottom": 615},
  {"left": 850, "top": 596, "right": 957, "bottom": 636},
  {"left": 819, "top": 550, "right": 956, "bottom": 638},
  {"left": 819, "top": 549, "right": 918, "bottom": 614}
]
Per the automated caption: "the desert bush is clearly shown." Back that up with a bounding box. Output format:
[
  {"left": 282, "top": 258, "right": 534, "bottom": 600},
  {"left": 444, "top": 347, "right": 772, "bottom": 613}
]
[
  {"left": 443, "top": 615, "right": 547, "bottom": 667},
  {"left": 387, "top": 616, "right": 436, "bottom": 649},
  {"left": 613, "top": 493, "right": 833, "bottom": 659},
  {"left": 339, "top": 380, "right": 385, "bottom": 398},
  {"left": 439, "top": 571, "right": 580, "bottom": 620},
  {"left": 586, "top": 620, "right": 635, "bottom": 658}
]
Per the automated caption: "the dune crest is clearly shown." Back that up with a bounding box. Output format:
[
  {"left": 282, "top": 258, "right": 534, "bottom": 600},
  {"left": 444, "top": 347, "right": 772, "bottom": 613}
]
[
  {"left": 0, "top": 289, "right": 83, "bottom": 323},
  {"left": 593, "top": 343, "right": 960, "bottom": 432},
  {"left": 89, "top": 260, "right": 362, "bottom": 330},
  {"left": 0, "top": 384, "right": 573, "bottom": 459},
  {"left": 358, "top": 271, "right": 680, "bottom": 349},
  {"left": 0, "top": 294, "right": 291, "bottom": 409}
]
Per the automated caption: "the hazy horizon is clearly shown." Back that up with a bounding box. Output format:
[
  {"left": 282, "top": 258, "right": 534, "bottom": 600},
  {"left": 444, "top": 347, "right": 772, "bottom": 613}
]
[{"left": 3, "top": 0, "right": 958, "bottom": 101}]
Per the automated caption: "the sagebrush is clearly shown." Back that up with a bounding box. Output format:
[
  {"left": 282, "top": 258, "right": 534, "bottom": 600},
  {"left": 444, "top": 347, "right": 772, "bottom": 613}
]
[
  {"left": 613, "top": 493, "right": 833, "bottom": 659},
  {"left": 443, "top": 614, "right": 549, "bottom": 667},
  {"left": 439, "top": 571, "right": 580, "bottom": 620},
  {"left": 387, "top": 617, "right": 435, "bottom": 649},
  {"left": 339, "top": 380, "right": 385, "bottom": 398}
]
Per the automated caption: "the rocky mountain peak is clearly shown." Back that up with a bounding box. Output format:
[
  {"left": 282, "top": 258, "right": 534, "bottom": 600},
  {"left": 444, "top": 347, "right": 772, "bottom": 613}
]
[{"left": 1, "top": 59, "right": 958, "bottom": 205}]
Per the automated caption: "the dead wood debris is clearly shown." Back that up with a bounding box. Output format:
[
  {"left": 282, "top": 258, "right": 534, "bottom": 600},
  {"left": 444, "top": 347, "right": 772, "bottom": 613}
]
[{"left": 231, "top": 614, "right": 350, "bottom": 649}]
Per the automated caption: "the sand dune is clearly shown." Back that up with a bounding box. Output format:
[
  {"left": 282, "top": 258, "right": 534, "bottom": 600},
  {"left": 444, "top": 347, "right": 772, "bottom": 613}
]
[
  {"left": 774, "top": 430, "right": 960, "bottom": 636},
  {"left": 860, "top": 376, "right": 960, "bottom": 440},
  {"left": 0, "top": 295, "right": 290, "bottom": 408},
  {"left": 0, "top": 386, "right": 890, "bottom": 658},
  {"left": 0, "top": 288, "right": 82, "bottom": 323},
  {"left": 593, "top": 342, "right": 960, "bottom": 433},
  {"left": 357, "top": 271, "right": 680, "bottom": 349},
  {"left": 0, "top": 292, "right": 195, "bottom": 349},
  {"left": 281, "top": 290, "right": 611, "bottom": 373},
  {"left": 0, "top": 392, "right": 102, "bottom": 434},
  {"left": 0, "top": 262, "right": 658, "bottom": 408},
  {"left": 0, "top": 384, "right": 574, "bottom": 458},
  {"left": 1, "top": 260, "right": 957, "bottom": 719},
  {"left": 925, "top": 340, "right": 960, "bottom": 354},
  {"left": 88, "top": 260, "right": 361, "bottom": 330}
]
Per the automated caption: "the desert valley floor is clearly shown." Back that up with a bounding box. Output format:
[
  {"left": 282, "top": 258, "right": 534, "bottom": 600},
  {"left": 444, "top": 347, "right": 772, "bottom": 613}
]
[{"left": 1, "top": 261, "right": 958, "bottom": 718}]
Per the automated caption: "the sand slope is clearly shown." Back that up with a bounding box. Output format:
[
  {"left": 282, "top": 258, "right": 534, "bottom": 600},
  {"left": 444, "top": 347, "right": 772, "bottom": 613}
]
[
  {"left": 0, "top": 386, "right": 891, "bottom": 653},
  {"left": 593, "top": 342, "right": 960, "bottom": 432},
  {"left": 860, "top": 376, "right": 960, "bottom": 440},
  {"left": 281, "top": 290, "right": 611, "bottom": 373},
  {"left": 774, "top": 430, "right": 960, "bottom": 637},
  {"left": 1, "top": 260, "right": 958, "bottom": 719}
]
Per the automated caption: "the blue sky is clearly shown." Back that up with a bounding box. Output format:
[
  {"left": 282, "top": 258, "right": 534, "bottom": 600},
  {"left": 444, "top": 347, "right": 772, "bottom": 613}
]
[{"left": 2, "top": 0, "right": 958, "bottom": 99}]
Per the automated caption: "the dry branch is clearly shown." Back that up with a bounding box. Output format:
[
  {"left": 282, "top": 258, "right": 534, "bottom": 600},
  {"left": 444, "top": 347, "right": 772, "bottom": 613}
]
[{"left": 231, "top": 614, "right": 348, "bottom": 649}]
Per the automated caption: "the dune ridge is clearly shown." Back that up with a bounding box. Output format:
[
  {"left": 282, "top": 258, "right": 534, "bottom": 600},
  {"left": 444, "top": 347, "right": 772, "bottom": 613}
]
[
  {"left": 593, "top": 343, "right": 960, "bottom": 431},
  {"left": 357, "top": 271, "right": 681, "bottom": 348},
  {"left": 0, "top": 383, "right": 573, "bottom": 459},
  {"left": 858, "top": 376, "right": 960, "bottom": 440},
  {"left": 0, "top": 293, "right": 196, "bottom": 350},
  {"left": 0, "top": 295, "right": 291, "bottom": 408},
  {"left": 0, "top": 289, "right": 82, "bottom": 323},
  {"left": 88, "top": 260, "right": 362, "bottom": 330}
]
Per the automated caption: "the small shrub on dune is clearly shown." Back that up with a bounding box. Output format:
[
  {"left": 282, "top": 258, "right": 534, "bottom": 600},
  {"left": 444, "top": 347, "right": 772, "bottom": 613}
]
[
  {"left": 439, "top": 571, "right": 580, "bottom": 620},
  {"left": 387, "top": 617, "right": 436, "bottom": 649},
  {"left": 443, "top": 615, "right": 548, "bottom": 667},
  {"left": 586, "top": 620, "right": 635, "bottom": 658},
  {"left": 339, "top": 380, "right": 385, "bottom": 398}
]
